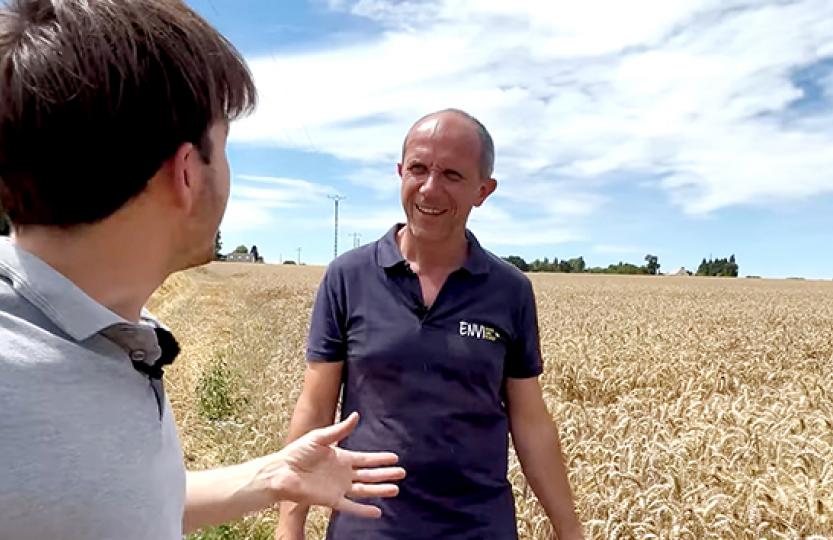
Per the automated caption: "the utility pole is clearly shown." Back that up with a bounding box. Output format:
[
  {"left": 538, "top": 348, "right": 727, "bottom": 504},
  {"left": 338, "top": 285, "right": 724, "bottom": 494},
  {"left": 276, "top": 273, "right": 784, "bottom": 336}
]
[
  {"left": 327, "top": 194, "right": 346, "bottom": 260},
  {"left": 349, "top": 232, "right": 361, "bottom": 249},
  {"left": 296, "top": 247, "right": 301, "bottom": 265}
]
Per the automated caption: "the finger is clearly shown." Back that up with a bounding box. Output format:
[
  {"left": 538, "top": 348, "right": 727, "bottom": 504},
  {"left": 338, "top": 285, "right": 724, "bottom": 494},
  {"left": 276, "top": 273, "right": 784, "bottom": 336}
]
[
  {"left": 348, "top": 482, "right": 400, "bottom": 499},
  {"left": 353, "top": 466, "right": 407, "bottom": 483},
  {"left": 342, "top": 449, "right": 400, "bottom": 468},
  {"left": 336, "top": 497, "right": 383, "bottom": 519},
  {"left": 310, "top": 411, "right": 359, "bottom": 446}
]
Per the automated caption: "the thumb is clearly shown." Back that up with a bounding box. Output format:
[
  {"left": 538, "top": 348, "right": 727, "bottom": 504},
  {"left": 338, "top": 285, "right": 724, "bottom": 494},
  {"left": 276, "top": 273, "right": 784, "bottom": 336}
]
[{"left": 311, "top": 411, "right": 359, "bottom": 446}]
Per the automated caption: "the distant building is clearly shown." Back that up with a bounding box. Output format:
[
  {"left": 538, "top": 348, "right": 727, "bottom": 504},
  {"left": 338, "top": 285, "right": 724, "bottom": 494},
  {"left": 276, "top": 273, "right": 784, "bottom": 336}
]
[
  {"left": 226, "top": 252, "right": 255, "bottom": 263},
  {"left": 669, "top": 267, "right": 692, "bottom": 276}
]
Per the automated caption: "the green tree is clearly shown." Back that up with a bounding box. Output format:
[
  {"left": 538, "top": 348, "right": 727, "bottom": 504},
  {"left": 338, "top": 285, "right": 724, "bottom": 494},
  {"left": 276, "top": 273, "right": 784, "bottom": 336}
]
[
  {"left": 530, "top": 257, "right": 552, "bottom": 273},
  {"left": 250, "top": 245, "right": 264, "bottom": 263},
  {"left": 503, "top": 255, "right": 528, "bottom": 272},
  {"left": 697, "top": 255, "right": 739, "bottom": 277},
  {"left": 214, "top": 231, "right": 223, "bottom": 260},
  {"left": 568, "top": 256, "right": 586, "bottom": 273},
  {"left": 644, "top": 254, "right": 660, "bottom": 275},
  {"left": 727, "top": 254, "right": 739, "bottom": 277},
  {"left": 233, "top": 245, "right": 248, "bottom": 254}
]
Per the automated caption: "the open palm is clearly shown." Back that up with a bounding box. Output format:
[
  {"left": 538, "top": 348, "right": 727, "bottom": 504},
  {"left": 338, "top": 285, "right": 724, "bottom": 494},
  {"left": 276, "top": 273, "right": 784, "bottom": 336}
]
[{"left": 271, "top": 412, "right": 405, "bottom": 518}]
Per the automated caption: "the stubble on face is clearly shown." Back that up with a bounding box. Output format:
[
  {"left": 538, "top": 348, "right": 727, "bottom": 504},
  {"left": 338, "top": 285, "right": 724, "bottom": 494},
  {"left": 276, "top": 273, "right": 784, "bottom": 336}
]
[{"left": 175, "top": 122, "right": 230, "bottom": 271}]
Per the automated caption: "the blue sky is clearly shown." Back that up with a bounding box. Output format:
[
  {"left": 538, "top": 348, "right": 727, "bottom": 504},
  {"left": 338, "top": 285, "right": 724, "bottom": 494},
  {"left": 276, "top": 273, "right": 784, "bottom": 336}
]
[{"left": 190, "top": 0, "right": 833, "bottom": 279}]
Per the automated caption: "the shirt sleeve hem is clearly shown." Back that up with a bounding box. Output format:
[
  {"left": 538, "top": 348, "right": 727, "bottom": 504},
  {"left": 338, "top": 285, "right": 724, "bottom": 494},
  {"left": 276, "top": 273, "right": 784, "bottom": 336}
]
[
  {"left": 505, "top": 365, "right": 544, "bottom": 379},
  {"left": 306, "top": 350, "right": 346, "bottom": 363}
]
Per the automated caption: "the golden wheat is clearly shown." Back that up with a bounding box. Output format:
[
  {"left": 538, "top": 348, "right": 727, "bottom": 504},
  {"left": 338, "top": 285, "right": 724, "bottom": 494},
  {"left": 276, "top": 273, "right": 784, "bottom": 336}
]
[{"left": 149, "top": 263, "right": 833, "bottom": 540}]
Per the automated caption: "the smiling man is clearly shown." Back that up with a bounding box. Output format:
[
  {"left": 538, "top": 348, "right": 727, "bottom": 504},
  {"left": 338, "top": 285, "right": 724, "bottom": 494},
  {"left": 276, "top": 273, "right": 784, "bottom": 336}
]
[{"left": 278, "top": 109, "right": 584, "bottom": 539}]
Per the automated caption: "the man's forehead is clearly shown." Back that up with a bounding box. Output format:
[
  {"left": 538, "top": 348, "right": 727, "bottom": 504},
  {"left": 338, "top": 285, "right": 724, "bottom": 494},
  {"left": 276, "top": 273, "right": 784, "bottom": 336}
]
[
  {"left": 411, "top": 116, "right": 441, "bottom": 136},
  {"left": 404, "top": 114, "right": 480, "bottom": 154}
]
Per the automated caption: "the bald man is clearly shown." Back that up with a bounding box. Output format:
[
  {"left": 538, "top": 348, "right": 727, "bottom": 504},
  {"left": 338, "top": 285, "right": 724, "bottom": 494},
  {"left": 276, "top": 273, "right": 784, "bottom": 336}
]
[{"left": 277, "top": 109, "right": 583, "bottom": 540}]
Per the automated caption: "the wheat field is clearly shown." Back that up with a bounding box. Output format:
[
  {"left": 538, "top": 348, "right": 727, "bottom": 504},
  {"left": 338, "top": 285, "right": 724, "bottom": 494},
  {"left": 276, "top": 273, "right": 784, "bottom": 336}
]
[{"left": 148, "top": 262, "right": 833, "bottom": 540}]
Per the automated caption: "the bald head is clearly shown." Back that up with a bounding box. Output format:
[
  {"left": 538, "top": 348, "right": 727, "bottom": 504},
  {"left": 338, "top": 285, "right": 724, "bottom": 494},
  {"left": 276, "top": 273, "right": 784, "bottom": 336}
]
[{"left": 402, "top": 109, "right": 495, "bottom": 179}]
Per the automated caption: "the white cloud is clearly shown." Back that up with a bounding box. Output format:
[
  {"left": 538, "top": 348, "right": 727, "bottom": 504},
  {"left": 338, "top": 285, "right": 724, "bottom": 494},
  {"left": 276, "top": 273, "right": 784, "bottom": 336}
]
[
  {"left": 344, "top": 166, "right": 400, "bottom": 195},
  {"left": 236, "top": 175, "right": 339, "bottom": 200},
  {"left": 468, "top": 214, "right": 582, "bottom": 247},
  {"left": 230, "top": 0, "right": 833, "bottom": 216},
  {"left": 220, "top": 175, "right": 338, "bottom": 231},
  {"left": 221, "top": 199, "right": 274, "bottom": 232}
]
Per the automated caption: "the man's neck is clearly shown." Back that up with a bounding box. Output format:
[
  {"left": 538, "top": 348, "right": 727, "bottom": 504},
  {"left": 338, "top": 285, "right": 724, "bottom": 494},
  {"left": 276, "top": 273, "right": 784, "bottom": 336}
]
[
  {"left": 397, "top": 225, "right": 468, "bottom": 275},
  {"left": 12, "top": 223, "right": 170, "bottom": 322}
]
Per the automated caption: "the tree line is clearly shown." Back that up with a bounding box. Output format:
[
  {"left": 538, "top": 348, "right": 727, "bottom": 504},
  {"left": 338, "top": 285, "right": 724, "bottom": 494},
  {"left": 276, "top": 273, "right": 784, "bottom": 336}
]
[
  {"left": 695, "top": 255, "right": 739, "bottom": 277},
  {"left": 503, "top": 253, "right": 738, "bottom": 277},
  {"left": 0, "top": 214, "right": 740, "bottom": 277}
]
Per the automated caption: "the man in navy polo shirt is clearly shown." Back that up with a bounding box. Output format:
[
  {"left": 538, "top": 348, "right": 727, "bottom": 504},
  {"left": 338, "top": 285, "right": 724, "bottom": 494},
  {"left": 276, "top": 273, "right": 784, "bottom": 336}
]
[{"left": 277, "top": 109, "right": 584, "bottom": 539}]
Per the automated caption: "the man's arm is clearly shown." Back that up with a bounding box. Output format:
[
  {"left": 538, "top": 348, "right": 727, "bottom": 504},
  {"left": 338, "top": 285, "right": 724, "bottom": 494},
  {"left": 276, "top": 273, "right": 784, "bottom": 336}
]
[
  {"left": 507, "top": 377, "right": 584, "bottom": 540},
  {"left": 276, "top": 361, "right": 345, "bottom": 540},
  {"left": 183, "top": 407, "right": 403, "bottom": 534}
]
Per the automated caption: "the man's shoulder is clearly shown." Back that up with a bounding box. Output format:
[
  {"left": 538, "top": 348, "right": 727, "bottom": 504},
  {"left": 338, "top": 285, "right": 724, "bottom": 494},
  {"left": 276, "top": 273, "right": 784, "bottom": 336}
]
[
  {"left": 325, "top": 241, "right": 380, "bottom": 277},
  {"left": 481, "top": 249, "right": 532, "bottom": 289},
  {"left": 0, "top": 278, "right": 57, "bottom": 339},
  {"left": 0, "top": 293, "right": 67, "bottom": 365}
]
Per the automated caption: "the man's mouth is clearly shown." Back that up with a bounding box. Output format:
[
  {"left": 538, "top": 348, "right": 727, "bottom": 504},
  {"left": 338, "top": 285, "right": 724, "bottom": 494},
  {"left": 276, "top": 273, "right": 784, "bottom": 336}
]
[{"left": 416, "top": 204, "right": 447, "bottom": 216}]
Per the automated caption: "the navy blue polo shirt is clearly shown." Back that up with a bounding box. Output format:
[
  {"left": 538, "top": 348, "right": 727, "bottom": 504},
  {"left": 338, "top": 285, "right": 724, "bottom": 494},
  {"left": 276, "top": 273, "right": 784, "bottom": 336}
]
[{"left": 308, "top": 224, "right": 543, "bottom": 540}]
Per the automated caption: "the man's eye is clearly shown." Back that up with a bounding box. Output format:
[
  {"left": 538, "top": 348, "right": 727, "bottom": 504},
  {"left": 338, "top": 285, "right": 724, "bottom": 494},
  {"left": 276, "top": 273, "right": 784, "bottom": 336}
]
[{"left": 409, "top": 164, "right": 427, "bottom": 174}]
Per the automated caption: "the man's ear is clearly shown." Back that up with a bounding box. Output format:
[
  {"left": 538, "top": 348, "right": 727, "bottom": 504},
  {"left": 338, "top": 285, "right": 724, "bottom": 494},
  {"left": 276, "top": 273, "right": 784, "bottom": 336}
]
[
  {"left": 166, "top": 141, "right": 198, "bottom": 212},
  {"left": 474, "top": 178, "right": 497, "bottom": 207},
  {"left": 397, "top": 162, "right": 403, "bottom": 179}
]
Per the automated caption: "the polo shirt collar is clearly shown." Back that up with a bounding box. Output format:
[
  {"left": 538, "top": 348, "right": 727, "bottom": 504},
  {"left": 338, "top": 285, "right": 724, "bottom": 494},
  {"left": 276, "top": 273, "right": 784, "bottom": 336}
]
[
  {"left": 0, "top": 237, "right": 155, "bottom": 342},
  {"left": 376, "top": 223, "right": 490, "bottom": 276}
]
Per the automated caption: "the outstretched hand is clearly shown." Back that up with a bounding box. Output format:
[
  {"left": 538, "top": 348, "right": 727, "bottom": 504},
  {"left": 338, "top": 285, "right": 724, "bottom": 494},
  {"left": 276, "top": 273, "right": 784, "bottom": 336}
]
[{"left": 266, "top": 412, "right": 405, "bottom": 518}]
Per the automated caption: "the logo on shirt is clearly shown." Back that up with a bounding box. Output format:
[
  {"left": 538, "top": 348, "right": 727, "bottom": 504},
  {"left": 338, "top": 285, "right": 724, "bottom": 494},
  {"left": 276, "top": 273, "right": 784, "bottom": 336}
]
[{"left": 459, "top": 321, "right": 500, "bottom": 342}]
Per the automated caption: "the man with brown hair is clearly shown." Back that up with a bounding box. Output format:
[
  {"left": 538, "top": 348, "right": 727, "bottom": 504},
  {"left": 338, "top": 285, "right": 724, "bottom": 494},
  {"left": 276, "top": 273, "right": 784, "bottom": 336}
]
[{"left": 0, "top": 1, "right": 403, "bottom": 539}]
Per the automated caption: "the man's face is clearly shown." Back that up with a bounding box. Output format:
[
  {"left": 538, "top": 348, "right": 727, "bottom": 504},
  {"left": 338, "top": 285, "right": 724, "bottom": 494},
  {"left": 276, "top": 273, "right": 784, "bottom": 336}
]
[
  {"left": 398, "top": 113, "right": 495, "bottom": 244},
  {"left": 180, "top": 121, "right": 231, "bottom": 269}
]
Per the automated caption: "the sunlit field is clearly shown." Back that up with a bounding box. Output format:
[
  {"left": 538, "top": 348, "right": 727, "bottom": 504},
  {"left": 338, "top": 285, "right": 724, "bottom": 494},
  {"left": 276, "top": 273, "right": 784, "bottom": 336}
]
[{"left": 148, "top": 263, "right": 833, "bottom": 540}]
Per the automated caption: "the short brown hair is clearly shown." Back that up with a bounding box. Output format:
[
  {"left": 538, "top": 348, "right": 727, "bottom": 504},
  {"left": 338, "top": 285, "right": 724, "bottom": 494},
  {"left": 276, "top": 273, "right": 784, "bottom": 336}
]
[{"left": 0, "top": 0, "right": 257, "bottom": 226}]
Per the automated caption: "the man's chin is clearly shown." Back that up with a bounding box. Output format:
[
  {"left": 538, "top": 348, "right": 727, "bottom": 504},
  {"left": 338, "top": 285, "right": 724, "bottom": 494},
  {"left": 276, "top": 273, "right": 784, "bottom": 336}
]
[
  {"left": 173, "top": 247, "right": 215, "bottom": 273},
  {"left": 407, "top": 222, "right": 452, "bottom": 244}
]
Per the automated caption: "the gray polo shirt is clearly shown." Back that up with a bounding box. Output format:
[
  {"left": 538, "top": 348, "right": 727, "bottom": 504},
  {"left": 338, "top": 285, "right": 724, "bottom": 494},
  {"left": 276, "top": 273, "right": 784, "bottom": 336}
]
[{"left": 0, "top": 238, "right": 185, "bottom": 539}]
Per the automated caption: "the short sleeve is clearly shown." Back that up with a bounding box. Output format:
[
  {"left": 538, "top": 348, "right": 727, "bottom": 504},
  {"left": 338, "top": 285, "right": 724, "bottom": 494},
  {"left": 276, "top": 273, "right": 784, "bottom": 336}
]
[
  {"left": 306, "top": 267, "right": 347, "bottom": 362},
  {"left": 505, "top": 278, "right": 543, "bottom": 378}
]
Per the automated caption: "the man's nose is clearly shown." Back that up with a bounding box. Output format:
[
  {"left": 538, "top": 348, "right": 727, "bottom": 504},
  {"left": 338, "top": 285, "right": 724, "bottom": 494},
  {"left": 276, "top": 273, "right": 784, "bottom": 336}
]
[{"left": 419, "top": 170, "right": 441, "bottom": 194}]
